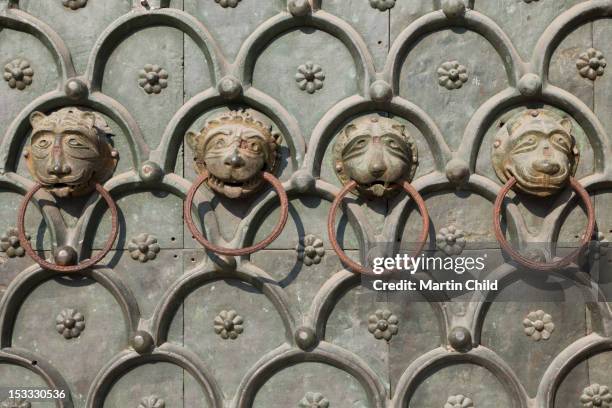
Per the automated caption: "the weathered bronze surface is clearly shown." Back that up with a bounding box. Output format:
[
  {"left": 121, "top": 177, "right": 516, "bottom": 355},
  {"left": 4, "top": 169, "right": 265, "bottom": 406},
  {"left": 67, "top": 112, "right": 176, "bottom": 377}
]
[
  {"left": 2, "top": 1, "right": 611, "bottom": 407},
  {"left": 25, "top": 107, "right": 118, "bottom": 197},
  {"left": 186, "top": 109, "right": 281, "bottom": 199},
  {"left": 333, "top": 115, "right": 417, "bottom": 198},
  {"left": 491, "top": 109, "right": 579, "bottom": 197}
]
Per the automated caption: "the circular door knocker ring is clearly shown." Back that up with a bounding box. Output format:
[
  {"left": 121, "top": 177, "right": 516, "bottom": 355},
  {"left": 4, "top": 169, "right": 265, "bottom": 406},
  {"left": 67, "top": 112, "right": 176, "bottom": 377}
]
[
  {"left": 493, "top": 176, "right": 595, "bottom": 271},
  {"left": 327, "top": 180, "right": 430, "bottom": 275},
  {"left": 184, "top": 171, "right": 289, "bottom": 256},
  {"left": 17, "top": 183, "right": 119, "bottom": 273}
]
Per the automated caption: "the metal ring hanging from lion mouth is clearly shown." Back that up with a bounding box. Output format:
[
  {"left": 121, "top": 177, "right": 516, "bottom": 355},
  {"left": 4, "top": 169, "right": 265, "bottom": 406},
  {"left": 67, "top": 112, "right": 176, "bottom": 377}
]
[
  {"left": 184, "top": 171, "right": 289, "bottom": 256},
  {"left": 493, "top": 176, "right": 595, "bottom": 271},
  {"left": 17, "top": 183, "right": 119, "bottom": 273},
  {"left": 327, "top": 180, "right": 430, "bottom": 275}
]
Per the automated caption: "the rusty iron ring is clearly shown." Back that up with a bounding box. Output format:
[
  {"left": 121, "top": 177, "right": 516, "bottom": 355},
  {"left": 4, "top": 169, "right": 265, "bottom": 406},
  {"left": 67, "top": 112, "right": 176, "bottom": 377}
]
[
  {"left": 184, "top": 171, "right": 289, "bottom": 256},
  {"left": 327, "top": 180, "right": 430, "bottom": 275},
  {"left": 17, "top": 183, "right": 119, "bottom": 273},
  {"left": 493, "top": 176, "right": 595, "bottom": 271}
]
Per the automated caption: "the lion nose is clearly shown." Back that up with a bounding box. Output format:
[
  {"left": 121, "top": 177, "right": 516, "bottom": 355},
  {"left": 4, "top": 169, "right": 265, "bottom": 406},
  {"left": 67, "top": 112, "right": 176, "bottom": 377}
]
[
  {"left": 49, "top": 163, "right": 71, "bottom": 175},
  {"left": 224, "top": 150, "right": 245, "bottom": 169},
  {"left": 533, "top": 160, "right": 560, "bottom": 175},
  {"left": 369, "top": 161, "right": 387, "bottom": 178}
]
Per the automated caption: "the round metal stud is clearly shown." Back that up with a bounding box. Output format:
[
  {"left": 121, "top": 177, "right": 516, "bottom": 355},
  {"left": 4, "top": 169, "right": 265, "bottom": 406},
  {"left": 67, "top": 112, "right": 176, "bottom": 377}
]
[
  {"left": 131, "top": 330, "right": 154, "bottom": 353},
  {"left": 442, "top": 0, "right": 466, "bottom": 19},
  {"left": 369, "top": 80, "right": 393, "bottom": 103},
  {"left": 217, "top": 76, "right": 242, "bottom": 100},
  {"left": 448, "top": 326, "right": 472, "bottom": 352},
  {"left": 139, "top": 161, "right": 164, "bottom": 183},
  {"left": 288, "top": 0, "right": 311, "bottom": 17},
  {"left": 291, "top": 170, "right": 315, "bottom": 193},
  {"left": 64, "top": 78, "right": 88, "bottom": 100},
  {"left": 295, "top": 326, "right": 317, "bottom": 350},
  {"left": 518, "top": 73, "right": 542, "bottom": 97},
  {"left": 445, "top": 158, "right": 470, "bottom": 186},
  {"left": 54, "top": 246, "right": 78, "bottom": 266}
]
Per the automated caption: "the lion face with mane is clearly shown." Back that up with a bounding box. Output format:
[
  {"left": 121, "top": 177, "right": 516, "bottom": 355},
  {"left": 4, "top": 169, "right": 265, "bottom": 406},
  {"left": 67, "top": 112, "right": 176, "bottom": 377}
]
[
  {"left": 333, "top": 115, "right": 418, "bottom": 198},
  {"left": 492, "top": 109, "right": 579, "bottom": 197},
  {"left": 186, "top": 109, "right": 281, "bottom": 199},
  {"left": 25, "top": 107, "right": 118, "bottom": 197}
]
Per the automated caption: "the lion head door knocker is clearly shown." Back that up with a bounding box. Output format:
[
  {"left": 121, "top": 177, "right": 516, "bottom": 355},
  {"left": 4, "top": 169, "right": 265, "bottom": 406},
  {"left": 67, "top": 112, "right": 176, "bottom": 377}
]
[
  {"left": 327, "top": 115, "right": 430, "bottom": 274},
  {"left": 491, "top": 109, "right": 595, "bottom": 270},
  {"left": 183, "top": 109, "right": 289, "bottom": 256},
  {"left": 17, "top": 107, "right": 120, "bottom": 272},
  {"left": 333, "top": 116, "right": 418, "bottom": 199},
  {"left": 186, "top": 109, "right": 281, "bottom": 199}
]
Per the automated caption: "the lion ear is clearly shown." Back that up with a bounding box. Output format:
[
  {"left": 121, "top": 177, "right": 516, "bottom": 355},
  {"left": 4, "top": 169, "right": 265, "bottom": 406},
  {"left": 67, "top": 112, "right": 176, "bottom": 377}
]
[
  {"left": 391, "top": 124, "right": 406, "bottom": 135},
  {"left": 80, "top": 111, "right": 97, "bottom": 128},
  {"left": 505, "top": 119, "right": 522, "bottom": 137},
  {"left": 186, "top": 131, "right": 197, "bottom": 151},
  {"left": 344, "top": 124, "right": 357, "bottom": 138},
  {"left": 29, "top": 111, "right": 47, "bottom": 128},
  {"left": 560, "top": 117, "right": 573, "bottom": 134}
]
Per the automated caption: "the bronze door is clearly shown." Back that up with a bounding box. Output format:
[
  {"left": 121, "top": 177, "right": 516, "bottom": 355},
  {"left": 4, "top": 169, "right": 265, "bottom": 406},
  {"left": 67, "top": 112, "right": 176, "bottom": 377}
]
[{"left": 0, "top": 0, "right": 611, "bottom": 407}]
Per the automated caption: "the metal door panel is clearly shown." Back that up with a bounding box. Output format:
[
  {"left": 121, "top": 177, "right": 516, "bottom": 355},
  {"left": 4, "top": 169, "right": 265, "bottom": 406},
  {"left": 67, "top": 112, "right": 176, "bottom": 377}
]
[{"left": 1, "top": 1, "right": 611, "bottom": 407}]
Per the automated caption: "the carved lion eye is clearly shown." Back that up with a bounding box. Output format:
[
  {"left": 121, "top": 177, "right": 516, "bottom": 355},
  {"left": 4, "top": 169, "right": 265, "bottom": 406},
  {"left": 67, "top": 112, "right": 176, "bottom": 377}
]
[
  {"left": 387, "top": 139, "right": 399, "bottom": 149},
  {"left": 355, "top": 139, "right": 367, "bottom": 148},
  {"left": 555, "top": 135, "right": 569, "bottom": 149},
  {"left": 67, "top": 138, "right": 86, "bottom": 148},
  {"left": 214, "top": 139, "right": 226, "bottom": 148},
  {"left": 36, "top": 139, "right": 51, "bottom": 149},
  {"left": 249, "top": 141, "right": 261, "bottom": 153}
]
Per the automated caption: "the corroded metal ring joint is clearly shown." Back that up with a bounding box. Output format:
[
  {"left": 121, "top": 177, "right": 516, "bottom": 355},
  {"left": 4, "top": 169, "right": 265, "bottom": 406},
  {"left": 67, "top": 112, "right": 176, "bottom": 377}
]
[
  {"left": 493, "top": 176, "right": 595, "bottom": 271},
  {"left": 17, "top": 183, "right": 119, "bottom": 273},
  {"left": 327, "top": 180, "right": 430, "bottom": 275},
  {"left": 184, "top": 171, "right": 289, "bottom": 256}
]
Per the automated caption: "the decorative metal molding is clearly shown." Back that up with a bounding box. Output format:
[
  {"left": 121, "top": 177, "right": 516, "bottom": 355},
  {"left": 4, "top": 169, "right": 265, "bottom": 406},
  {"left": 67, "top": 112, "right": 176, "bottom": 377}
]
[
  {"left": 128, "top": 233, "right": 161, "bottom": 263},
  {"left": 444, "top": 395, "right": 474, "bottom": 408},
  {"left": 295, "top": 62, "right": 325, "bottom": 94},
  {"left": 186, "top": 109, "right": 281, "bottom": 198},
  {"left": 0, "top": 398, "right": 31, "bottom": 408},
  {"left": 56, "top": 308, "right": 86, "bottom": 339},
  {"left": 138, "top": 395, "right": 165, "bottom": 408},
  {"left": 491, "top": 109, "right": 579, "bottom": 197},
  {"left": 333, "top": 115, "right": 418, "bottom": 198},
  {"left": 298, "top": 392, "right": 329, "bottom": 408},
  {"left": 25, "top": 107, "right": 118, "bottom": 197},
  {"left": 580, "top": 384, "right": 612, "bottom": 408},
  {"left": 296, "top": 234, "right": 325, "bottom": 266},
  {"left": 576, "top": 48, "right": 606, "bottom": 81},
  {"left": 523, "top": 310, "right": 554, "bottom": 341},
  {"left": 367, "top": 309, "right": 399, "bottom": 341},
  {"left": 437, "top": 61, "right": 468, "bottom": 90},
  {"left": 369, "top": 0, "right": 395, "bottom": 11},
  {"left": 214, "top": 0, "right": 241, "bottom": 8},
  {"left": 0, "top": 228, "right": 28, "bottom": 258},
  {"left": 62, "top": 0, "right": 87, "bottom": 10},
  {"left": 138, "top": 64, "right": 169, "bottom": 94},
  {"left": 214, "top": 310, "right": 244, "bottom": 340},
  {"left": 3, "top": 59, "right": 33, "bottom": 90},
  {"left": 436, "top": 225, "right": 466, "bottom": 256}
]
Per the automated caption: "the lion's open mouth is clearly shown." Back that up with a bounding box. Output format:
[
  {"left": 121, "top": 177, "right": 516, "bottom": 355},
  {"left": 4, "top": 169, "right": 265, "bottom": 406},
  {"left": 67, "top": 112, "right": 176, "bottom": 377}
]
[
  {"left": 506, "top": 166, "right": 569, "bottom": 193},
  {"left": 208, "top": 173, "right": 263, "bottom": 198},
  {"left": 361, "top": 180, "right": 394, "bottom": 197}
]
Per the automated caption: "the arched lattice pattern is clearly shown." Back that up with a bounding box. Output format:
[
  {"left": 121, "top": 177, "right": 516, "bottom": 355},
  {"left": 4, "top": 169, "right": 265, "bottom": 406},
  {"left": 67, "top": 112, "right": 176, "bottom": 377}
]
[{"left": 0, "top": 0, "right": 612, "bottom": 407}]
